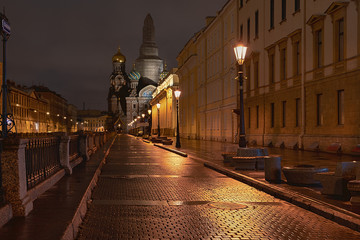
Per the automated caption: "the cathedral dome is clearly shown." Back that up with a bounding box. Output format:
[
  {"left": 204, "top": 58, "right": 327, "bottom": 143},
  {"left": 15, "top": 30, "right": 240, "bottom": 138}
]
[
  {"left": 112, "top": 47, "right": 126, "bottom": 63},
  {"left": 128, "top": 70, "right": 141, "bottom": 81}
]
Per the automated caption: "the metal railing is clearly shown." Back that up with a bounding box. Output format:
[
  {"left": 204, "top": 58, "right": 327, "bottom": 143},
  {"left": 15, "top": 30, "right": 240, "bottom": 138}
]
[{"left": 25, "top": 137, "right": 61, "bottom": 190}]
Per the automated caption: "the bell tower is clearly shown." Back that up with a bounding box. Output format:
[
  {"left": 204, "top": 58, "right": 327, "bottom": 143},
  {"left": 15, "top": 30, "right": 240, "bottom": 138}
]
[{"left": 135, "top": 14, "right": 163, "bottom": 83}]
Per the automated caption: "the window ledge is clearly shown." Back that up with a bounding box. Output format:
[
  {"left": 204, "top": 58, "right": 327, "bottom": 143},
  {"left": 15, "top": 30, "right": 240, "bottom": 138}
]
[
  {"left": 293, "top": 9, "right": 301, "bottom": 16},
  {"left": 280, "top": 19, "right": 287, "bottom": 25}
]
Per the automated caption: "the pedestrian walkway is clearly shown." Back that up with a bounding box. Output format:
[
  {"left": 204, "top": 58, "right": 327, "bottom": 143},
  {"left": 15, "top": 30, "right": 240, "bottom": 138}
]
[
  {"left": 154, "top": 136, "right": 360, "bottom": 225},
  {"left": 77, "top": 135, "right": 360, "bottom": 239},
  {"left": 0, "top": 136, "right": 115, "bottom": 240}
]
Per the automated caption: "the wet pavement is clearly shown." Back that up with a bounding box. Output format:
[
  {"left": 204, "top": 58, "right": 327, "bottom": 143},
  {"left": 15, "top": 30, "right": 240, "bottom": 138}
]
[
  {"left": 160, "top": 137, "right": 360, "bottom": 215},
  {"left": 0, "top": 136, "right": 115, "bottom": 240},
  {"left": 77, "top": 135, "right": 360, "bottom": 239}
]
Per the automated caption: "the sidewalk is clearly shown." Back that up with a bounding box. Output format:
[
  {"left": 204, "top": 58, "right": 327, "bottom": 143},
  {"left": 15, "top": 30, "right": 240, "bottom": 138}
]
[
  {"left": 0, "top": 136, "right": 116, "bottom": 240},
  {"left": 148, "top": 136, "right": 360, "bottom": 231}
]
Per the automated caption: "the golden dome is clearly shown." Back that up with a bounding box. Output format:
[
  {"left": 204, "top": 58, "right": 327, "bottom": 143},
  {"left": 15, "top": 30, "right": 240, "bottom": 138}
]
[{"left": 112, "top": 47, "right": 126, "bottom": 63}]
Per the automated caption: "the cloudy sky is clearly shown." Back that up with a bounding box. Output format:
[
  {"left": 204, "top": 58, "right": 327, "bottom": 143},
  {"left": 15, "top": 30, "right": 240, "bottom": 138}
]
[{"left": 1, "top": 0, "right": 227, "bottom": 110}]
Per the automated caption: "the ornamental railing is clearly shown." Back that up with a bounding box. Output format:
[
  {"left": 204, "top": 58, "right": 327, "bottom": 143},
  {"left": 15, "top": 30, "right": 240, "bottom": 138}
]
[{"left": 25, "top": 137, "right": 61, "bottom": 190}]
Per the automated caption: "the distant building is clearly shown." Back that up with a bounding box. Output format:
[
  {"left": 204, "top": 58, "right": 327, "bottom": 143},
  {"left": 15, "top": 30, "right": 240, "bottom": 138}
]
[
  {"left": 6, "top": 81, "right": 49, "bottom": 133},
  {"left": 31, "top": 85, "right": 70, "bottom": 132},
  {"left": 0, "top": 81, "right": 78, "bottom": 134},
  {"left": 77, "top": 110, "right": 108, "bottom": 132},
  {"left": 67, "top": 104, "right": 78, "bottom": 132},
  {"left": 107, "top": 14, "right": 163, "bottom": 132},
  {"left": 177, "top": 0, "right": 360, "bottom": 154}
]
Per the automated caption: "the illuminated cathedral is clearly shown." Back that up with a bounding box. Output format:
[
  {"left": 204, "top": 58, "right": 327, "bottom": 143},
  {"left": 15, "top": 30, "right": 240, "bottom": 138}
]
[{"left": 107, "top": 14, "right": 166, "bottom": 131}]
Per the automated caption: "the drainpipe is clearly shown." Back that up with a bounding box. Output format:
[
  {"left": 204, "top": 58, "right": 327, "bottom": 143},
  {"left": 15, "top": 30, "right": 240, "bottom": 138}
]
[{"left": 300, "top": 0, "right": 307, "bottom": 149}]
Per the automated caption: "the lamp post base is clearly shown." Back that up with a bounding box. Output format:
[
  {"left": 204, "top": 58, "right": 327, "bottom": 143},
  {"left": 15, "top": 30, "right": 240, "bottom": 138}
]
[{"left": 239, "top": 137, "right": 247, "bottom": 148}]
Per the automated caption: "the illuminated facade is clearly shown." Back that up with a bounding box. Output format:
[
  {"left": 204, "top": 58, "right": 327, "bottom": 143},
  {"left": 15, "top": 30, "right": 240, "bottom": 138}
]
[
  {"left": 31, "top": 86, "right": 71, "bottom": 133},
  {"left": 77, "top": 110, "right": 108, "bottom": 132},
  {"left": 0, "top": 81, "right": 78, "bottom": 134},
  {"left": 177, "top": 0, "right": 360, "bottom": 153},
  {"left": 149, "top": 69, "right": 179, "bottom": 136},
  {"left": 7, "top": 82, "right": 49, "bottom": 133}
]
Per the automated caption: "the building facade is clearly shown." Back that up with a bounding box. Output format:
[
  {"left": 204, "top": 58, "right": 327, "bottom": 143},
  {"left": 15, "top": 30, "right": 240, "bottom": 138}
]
[
  {"left": 149, "top": 69, "right": 179, "bottom": 136},
  {"left": 77, "top": 110, "right": 108, "bottom": 132},
  {"left": 7, "top": 81, "right": 49, "bottom": 133},
  {"left": 0, "top": 81, "right": 78, "bottom": 134},
  {"left": 177, "top": 0, "right": 360, "bottom": 153}
]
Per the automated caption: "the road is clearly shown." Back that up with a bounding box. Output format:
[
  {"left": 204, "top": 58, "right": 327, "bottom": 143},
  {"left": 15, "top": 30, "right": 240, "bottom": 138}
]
[{"left": 77, "top": 135, "right": 360, "bottom": 239}]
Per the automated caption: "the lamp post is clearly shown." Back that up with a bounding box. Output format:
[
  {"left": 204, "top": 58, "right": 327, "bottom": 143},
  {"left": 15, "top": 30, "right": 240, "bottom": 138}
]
[
  {"left": 233, "top": 43, "right": 248, "bottom": 148},
  {"left": 148, "top": 109, "right": 152, "bottom": 136},
  {"left": 156, "top": 103, "right": 160, "bottom": 137},
  {"left": 1, "top": 12, "right": 14, "bottom": 138},
  {"left": 174, "top": 90, "right": 181, "bottom": 148},
  {"left": 141, "top": 113, "right": 145, "bottom": 136}
]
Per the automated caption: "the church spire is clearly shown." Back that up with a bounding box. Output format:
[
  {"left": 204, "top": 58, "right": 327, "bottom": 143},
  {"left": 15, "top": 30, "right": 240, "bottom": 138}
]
[{"left": 143, "top": 14, "right": 155, "bottom": 44}]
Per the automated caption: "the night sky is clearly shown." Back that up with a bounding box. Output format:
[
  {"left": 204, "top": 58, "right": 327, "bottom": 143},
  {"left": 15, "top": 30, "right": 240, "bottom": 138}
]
[{"left": 1, "top": 0, "right": 227, "bottom": 111}]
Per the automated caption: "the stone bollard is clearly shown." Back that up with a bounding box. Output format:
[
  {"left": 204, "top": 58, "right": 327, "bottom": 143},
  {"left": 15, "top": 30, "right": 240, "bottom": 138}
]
[
  {"left": 59, "top": 135, "right": 72, "bottom": 175},
  {"left": 79, "top": 133, "right": 89, "bottom": 161},
  {"left": 264, "top": 155, "right": 282, "bottom": 183},
  {"left": 1, "top": 138, "right": 33, "bottom": 216}
]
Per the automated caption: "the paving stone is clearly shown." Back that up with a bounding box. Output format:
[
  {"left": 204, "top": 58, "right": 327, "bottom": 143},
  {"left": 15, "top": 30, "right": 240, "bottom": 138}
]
[{"left": 77, "top": 135, "right": 360, "bottom": 239}]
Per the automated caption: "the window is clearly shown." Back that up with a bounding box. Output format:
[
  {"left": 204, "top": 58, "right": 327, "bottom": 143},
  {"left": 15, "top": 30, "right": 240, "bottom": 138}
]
[
  {"left": 280, "top": 48, "right": 286, "bottom": 81},
  {"left": 315, "top": 30, "right": 323, "bottom": 68},
  {"left": 270, "top": 0, "right": 274, "bottom": 29},
  {"left": 255, "top": 10, "right": 259, "bottom": 38},
  {"left": 294, "top": 41, "right": 300, "bottom": 75},
  {"left": 256, "top": 105, "right": 259, "bottom": 128},
  {"left": 295, "top": 0, "right": 300, "bottom": 12},
  {"left": 316, "top": 94, "right": 323, "bottom": 126},
  {"left": 296, "top": 98, "right": 301, "bottom": 127},
  {"left": 248, "top": 107, "right": 251, "bottom": 128},
  {"left": 254, "top": 61, "right": 259, "bottom": 88},
  {"left": 282, "top": 0, "right": 286, "bottom": 21},
  {"left": 337, "top": 18, "right": 344, "bottom": 62},
  {"left": 240, "top": 24, "right": 243, "bottom": 41},
  {"left": 270, "top": 103, "right": 275, "bottom": 128},
  {"left": 282, "top": 101, "right": 286, "bottom": 127},
  {"left": 325, "top": 3, "right": 348, "bottom": 65},
  {"left": 133, "top": 104, "right": 136, "bottom": 109},
  {"left": 239, "top": 0, "right": 243, "bottom": 8},
  {"left": 247, "top": 18, "right": 250, "bottom": 43},
  {"left": 338, "top": 90, "right": 344, "bottom": 125},
  {"left": 269, "top": 52, "right": 275, "bottom": 83}
]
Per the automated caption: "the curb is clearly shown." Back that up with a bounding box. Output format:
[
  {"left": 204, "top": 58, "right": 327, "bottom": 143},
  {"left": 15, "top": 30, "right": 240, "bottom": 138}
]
[
  {"left": 61, "top": 136, "right": 117, "bottom": 240},
  {"left": 203, "top": 160, "right": 360, "bottom": 232},
  {"left": 153, "top": 144, "right": 188, "bottom": 157}
]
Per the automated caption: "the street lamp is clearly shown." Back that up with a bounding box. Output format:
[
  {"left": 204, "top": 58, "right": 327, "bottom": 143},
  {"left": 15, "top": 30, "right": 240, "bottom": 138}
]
[
  {"left": 156, "top": 103, "right": 161, "bottom": 137},
  {"left": 147, "top": 109, "right": 152, "bottom": 136},
  {"left": 233, "top": 43, "right": 248, "bottom": 148},
  {"left": 141, "top": 113, "right": 145, "bottom": 136},
  {"left": 174, "top": 90, "right": 181, "bottom": 148},
  {"left": 1, "top": 12, "right": 15, "bottom": 138}
]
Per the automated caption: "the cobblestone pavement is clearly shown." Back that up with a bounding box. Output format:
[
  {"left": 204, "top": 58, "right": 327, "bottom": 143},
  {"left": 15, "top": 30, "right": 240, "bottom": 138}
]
[{"left": 77, "top": 135, "right": 360, "bottom": 239}]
